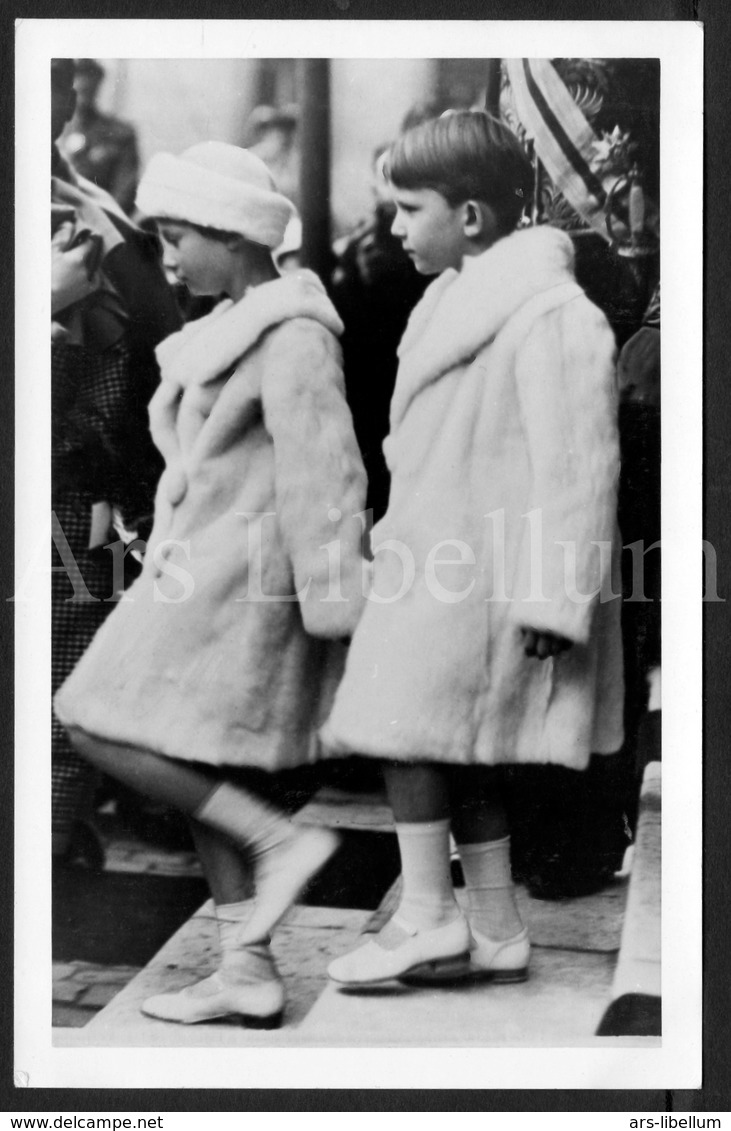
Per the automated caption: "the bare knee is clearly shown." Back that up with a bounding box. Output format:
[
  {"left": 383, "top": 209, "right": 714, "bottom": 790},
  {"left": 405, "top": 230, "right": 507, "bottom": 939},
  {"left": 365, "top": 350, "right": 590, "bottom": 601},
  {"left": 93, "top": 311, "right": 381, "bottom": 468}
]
[
  {"left": 383, "top": 761, "right": 450, "bottom": 822},
  {"left": 65, "top": 725, "right": 114, "bottom": 770}
]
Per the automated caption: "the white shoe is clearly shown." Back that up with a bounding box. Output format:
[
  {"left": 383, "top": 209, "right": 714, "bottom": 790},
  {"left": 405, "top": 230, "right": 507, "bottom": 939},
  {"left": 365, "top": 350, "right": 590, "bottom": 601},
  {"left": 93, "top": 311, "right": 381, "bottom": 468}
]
[
  {"left": 237, "top": 825, "right": 341, "bottom": 945},
  {"left": 141, "top": 970, "right": 285, "bottom": 1027},
  {"left": 328, "top": 913, "right": 471, "bottom": 987},
  {"left": 400, "top": 926, "right": 531, "bottom": 986}
]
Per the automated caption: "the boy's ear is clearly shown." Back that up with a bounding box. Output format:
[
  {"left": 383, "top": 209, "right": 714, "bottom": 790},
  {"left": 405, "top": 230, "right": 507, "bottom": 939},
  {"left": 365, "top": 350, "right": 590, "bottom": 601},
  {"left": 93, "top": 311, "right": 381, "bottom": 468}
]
[
  {"left": 462, "top": 200, "right": 501, "bottom": 247},
  {"left": 462, "top": 200, "right": 485, "bottom": 239}
]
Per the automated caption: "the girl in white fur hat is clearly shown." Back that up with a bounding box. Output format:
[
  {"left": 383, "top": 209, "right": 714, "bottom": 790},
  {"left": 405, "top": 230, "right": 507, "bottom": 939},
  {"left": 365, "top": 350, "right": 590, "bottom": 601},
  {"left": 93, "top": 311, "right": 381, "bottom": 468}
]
[{"left": 55, "top": 141, "right": 367, "bottom": 1028}]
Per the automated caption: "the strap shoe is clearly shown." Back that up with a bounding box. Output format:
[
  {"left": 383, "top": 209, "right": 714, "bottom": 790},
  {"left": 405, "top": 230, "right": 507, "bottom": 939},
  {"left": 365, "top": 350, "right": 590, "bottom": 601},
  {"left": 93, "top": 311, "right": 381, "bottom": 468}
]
[
  {"left": 328, "top": 912, "right": 471, "bottom": 987},
  {"left": 400, "top": 926, "right": 530, "bottom": 986},
  {"left": 141, "top": 970, "right": 284, "bottom": 1027}
]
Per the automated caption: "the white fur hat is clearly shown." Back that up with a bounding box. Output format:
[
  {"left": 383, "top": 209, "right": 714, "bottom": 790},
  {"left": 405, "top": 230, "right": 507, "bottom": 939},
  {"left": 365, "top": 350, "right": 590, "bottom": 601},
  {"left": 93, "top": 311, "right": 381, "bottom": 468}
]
[{"left": 136, "top": 141, "right": 296, "bottom": 249}]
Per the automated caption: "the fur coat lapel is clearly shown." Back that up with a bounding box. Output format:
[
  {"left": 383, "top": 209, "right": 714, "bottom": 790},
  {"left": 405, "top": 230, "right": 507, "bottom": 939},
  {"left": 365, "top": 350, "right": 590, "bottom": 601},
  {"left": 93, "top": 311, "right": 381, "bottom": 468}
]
[
  {"left": 156, "top": 269, "right": 344, "bottom": 390},
  {"left": 391, "top": 226, "right": 577, "bottom": 428}
]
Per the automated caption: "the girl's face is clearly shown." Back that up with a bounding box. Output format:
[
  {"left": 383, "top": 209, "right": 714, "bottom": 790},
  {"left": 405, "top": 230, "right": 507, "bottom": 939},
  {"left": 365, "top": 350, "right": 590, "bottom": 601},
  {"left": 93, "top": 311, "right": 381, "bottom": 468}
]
[
  {"left": 158, "top": 221, "right": 235, "bottom": 296},
  {"left": 390, "top": 186, "right": 467, "bottom": 275}
]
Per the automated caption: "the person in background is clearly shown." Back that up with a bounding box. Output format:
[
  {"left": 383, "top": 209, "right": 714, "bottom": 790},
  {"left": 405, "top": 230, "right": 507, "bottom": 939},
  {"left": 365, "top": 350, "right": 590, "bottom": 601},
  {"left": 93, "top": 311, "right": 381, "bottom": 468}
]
[
  {"left": 329, "top": 102, "right": 448, "bottom": 527},
  {"left": 322, "top": 111, "right": 624, "bottom": 988},
  {"left": 617, "top": 283, "right": 661, "bottom": 785},
  {"left": 330, "top": 145, "right": 429, "bottom": 526},
  {"left": 51, "top": 60, "right": 181, "bottom": 864},
  {"left": 60, "top": 58, "right": 140, "bottom": 216},
  {"left": 55, "top": 140, "right": 367, "bottom": 1027},
  {"left": 247, "top": 104, "right": 300, "bottom": 211}
]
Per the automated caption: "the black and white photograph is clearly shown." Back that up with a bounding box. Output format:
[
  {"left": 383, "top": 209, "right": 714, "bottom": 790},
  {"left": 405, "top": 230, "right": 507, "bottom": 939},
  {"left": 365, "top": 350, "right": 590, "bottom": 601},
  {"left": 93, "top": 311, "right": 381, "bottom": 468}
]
[{"left": 14, "top": 18, "right": 702, "bottom": 1093}]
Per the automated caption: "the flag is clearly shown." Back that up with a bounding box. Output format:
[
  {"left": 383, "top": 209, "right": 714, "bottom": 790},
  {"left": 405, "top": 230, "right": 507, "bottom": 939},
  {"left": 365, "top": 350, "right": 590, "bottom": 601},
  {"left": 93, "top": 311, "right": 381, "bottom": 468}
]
[{"left": 505, "top": 58, "right": 610, "bottom": 240}]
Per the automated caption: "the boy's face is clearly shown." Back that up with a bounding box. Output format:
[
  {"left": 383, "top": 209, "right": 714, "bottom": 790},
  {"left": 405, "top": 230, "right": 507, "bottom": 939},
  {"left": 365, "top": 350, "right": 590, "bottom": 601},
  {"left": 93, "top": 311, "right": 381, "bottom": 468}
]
[{"left": 390, "top": 186, "right": 467, "bottom": 275}]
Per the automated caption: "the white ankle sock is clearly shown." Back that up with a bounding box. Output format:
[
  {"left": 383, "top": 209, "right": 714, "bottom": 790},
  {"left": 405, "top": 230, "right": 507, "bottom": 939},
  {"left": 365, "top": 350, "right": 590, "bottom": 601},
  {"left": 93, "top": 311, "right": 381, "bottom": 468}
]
[
  {"left": 457, "top": 835, "right": 524, "bottom": 941},
  {"left": 198, "top": 786, "right": 338, "bottom": 945},
  {"left": 395, "top": 819, "right": 461, "bottom": 931},
  {"left": 215, "top": 900, "right": 279, "bottom": 984},
  {"left": 215, "top": 899, "right": 255, "bottom": 950},
  {"left": 195, "top": 783, "right": 293, "bottom": 858}
]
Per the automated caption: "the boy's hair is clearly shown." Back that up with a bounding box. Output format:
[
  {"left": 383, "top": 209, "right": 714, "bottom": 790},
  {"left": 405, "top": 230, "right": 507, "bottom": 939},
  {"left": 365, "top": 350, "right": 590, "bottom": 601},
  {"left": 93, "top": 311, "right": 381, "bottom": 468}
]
[{"left": 385, "top": 110, "right": 534, "bottom": 236}]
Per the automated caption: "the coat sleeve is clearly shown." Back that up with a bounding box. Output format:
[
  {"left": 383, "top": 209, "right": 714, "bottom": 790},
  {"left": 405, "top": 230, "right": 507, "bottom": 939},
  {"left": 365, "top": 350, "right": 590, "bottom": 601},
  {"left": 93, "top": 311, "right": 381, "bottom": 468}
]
[
  {"left": 510, "top": 296, "right": 620, "bottom": 645},
  {"left": 260, "top": 317, "right": 368, "bottom": 638}
]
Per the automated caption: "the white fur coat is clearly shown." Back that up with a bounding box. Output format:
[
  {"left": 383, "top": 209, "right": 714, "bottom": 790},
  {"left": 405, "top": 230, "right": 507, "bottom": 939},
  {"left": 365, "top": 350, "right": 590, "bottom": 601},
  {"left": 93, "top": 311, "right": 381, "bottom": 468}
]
[
  {"left": 322, "top": 227, "right": 624, "bottom": 770},
  {"left": 56, "top": 271, "right": 367, "bottom": 769}
]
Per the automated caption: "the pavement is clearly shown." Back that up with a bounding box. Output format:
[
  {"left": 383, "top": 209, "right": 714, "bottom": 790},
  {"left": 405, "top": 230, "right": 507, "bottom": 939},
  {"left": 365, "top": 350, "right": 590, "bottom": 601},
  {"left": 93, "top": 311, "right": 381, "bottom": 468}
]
[
  {"left": 52, "top": 774, "right": 661, "bottom": 1047},
  {"left": 52, "top": 961, "right": 144, "bottom": 1029}
]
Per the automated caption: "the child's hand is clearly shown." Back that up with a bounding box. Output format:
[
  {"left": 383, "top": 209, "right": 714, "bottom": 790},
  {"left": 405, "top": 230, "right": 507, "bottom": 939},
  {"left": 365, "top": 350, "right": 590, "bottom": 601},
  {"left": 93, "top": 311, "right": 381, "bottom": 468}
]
[{"left": 521, "top": 628, "right": 573, "bottom": 660}]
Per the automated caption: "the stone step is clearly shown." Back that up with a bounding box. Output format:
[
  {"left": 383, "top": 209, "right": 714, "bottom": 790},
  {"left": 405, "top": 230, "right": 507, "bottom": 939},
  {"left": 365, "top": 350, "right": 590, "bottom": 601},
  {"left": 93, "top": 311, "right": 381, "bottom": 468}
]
[
  {"left": 300, "top": 945, "right": 622, "bottom": 1047},
  {"left": 97, "top": 788, "right": 393, "bottom": 879},
  {"left": 596, "top": 760, "right": 662, "bottom": 1036},
  {"left": 295, "top": 787, "right": 394, "bottom": 834},
  {"left": 54, "top": 872, "right": 635, "bottom": 1047},
  {"left": 610, "top": 761, "right": 661, "bottom": 996},
  {"left": 54, "top": 778, "right": 662, "bottom": 1048},
  {"left": 296, "top": 879, "right": 634, "bottom": 1046},
  {"left": 56, "top": 901, "right": 372, "bottom": 1047}
]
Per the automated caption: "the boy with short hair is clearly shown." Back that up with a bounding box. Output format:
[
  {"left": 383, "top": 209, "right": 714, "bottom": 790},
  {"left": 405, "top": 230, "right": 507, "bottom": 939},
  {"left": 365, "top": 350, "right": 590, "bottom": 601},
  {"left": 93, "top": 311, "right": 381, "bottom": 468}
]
[{"left": 323, "top": 110, "right": 624, "bottom": 987}]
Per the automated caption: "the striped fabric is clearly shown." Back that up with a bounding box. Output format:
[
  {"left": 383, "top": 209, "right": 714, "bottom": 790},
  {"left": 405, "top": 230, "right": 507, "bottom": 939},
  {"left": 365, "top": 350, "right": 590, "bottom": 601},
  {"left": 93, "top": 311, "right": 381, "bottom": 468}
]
[{"left": 505, "top": 58, "right": 610, "bottom": 241}]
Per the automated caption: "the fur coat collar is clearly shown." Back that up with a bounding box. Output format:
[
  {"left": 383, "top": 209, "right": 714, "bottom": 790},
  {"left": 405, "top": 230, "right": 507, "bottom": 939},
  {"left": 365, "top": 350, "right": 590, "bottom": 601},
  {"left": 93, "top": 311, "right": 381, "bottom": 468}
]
[
  {"left": 156, "top": 269, "right": 344, "bottom": 389},
  {"left": 391, "top": 226, "right": 581, "bottom": 427}
]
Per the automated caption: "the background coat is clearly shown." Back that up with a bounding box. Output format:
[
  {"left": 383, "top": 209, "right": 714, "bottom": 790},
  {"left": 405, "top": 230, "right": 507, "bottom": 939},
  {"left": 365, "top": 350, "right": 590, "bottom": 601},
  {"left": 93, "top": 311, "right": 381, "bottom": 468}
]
[
  {"left": 56, "top": 271, "right": 367, "bottom": 770},
  {"left": 322, "top": 227, "right": 625, "bottom": 770}
]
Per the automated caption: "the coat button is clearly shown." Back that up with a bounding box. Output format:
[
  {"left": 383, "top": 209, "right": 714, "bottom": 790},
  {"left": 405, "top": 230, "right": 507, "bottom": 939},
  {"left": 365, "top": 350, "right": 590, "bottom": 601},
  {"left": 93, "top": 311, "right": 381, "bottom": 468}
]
[
  {"left": 152, "top": 542, "right": 172, "bottom": 577},
  {"left": 166, "top": 467, "right": 187, "bottom": 506}
]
